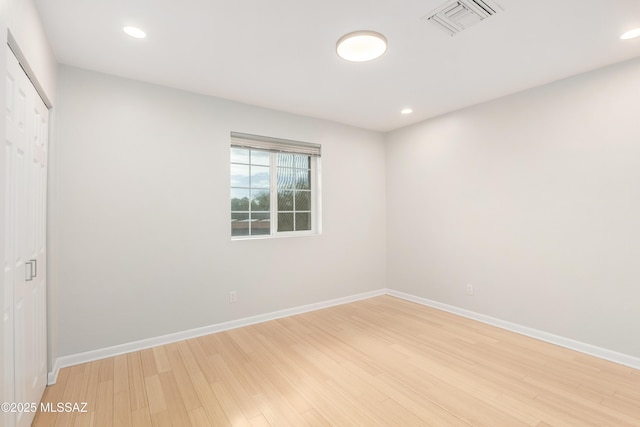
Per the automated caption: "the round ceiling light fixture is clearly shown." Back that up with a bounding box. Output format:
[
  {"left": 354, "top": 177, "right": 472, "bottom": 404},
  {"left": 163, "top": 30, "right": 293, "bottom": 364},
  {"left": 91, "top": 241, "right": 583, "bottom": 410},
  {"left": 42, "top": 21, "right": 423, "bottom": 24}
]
[
  {"left": 123, "top": 26, "right": 147, "bottom": 39},
  {"left": 401, "top": 108, "right": 413, "bottom": 115},
  {"left": 336, "top": 31, "right": 387, "bottom": 62},
  {"left": 620, "top": 28, "right": 640, "bottom": 40}
]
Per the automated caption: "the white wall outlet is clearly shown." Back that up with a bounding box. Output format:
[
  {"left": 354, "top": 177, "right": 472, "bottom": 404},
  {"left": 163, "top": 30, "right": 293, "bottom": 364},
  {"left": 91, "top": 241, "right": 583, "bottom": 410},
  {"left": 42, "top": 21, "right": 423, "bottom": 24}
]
[
  {"left": 229, "top": 290, "right": 237, "bottom": 303},
  {"left": 466, "top": 284, "right": 474, "bottom": 295}
]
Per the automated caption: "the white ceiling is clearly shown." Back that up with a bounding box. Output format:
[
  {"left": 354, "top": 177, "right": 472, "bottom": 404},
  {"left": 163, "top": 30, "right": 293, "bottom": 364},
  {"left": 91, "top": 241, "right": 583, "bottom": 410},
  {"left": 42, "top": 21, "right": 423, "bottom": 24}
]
[{"left": 35, "top": 0, "right": 640, "bottom": 132}]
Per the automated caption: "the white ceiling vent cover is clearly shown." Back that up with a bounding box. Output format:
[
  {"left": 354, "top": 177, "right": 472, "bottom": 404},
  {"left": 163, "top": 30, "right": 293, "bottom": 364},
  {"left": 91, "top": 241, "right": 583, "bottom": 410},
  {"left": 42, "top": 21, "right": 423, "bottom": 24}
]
[{"left": 424, "top": 0, "right": 502, "bottom": 36}]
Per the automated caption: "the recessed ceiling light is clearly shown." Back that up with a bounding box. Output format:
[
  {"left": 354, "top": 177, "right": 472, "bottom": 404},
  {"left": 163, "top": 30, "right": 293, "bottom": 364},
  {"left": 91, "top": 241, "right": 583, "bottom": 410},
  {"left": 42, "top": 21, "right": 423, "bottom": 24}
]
[
  {"left": 401, "top": 108, "right": 413, "bottom": 115},
  {"left": 336, "top": 31, "right": 387, "bottom": 62},
  {"left": 620, "top": 28, "right": 640, "bottom": 40},
  {"left": 123, "top": 26, "right": 146, "bottom": 39}
]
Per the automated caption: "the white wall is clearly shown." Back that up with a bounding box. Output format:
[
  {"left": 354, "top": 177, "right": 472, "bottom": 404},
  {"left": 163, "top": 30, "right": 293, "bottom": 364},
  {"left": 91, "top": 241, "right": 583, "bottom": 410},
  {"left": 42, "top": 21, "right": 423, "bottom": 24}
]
[
  {"left": 53, "top": 65, "right": 386, "bottom": 357},
  {"left": 386, "top": 57, "right": 640, "bottom": 357},
  {"left": 5, "top": 0, "right": 56, "bottom": 103}
]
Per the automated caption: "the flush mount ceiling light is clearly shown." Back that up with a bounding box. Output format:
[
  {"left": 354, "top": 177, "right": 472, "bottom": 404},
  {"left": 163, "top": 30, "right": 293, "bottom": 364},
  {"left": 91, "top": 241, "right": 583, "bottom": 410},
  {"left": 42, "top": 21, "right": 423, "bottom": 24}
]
[
  {"left": 620, "top": 28, "right": 640, "bottom": 40},
  {"left": 401, "top": 108, "right": 413, "bottom": 115},
  {"left": 123, "top": 26, "right": 146, "bottom": 39},
  {"left": 336, "top": 31, "right": 387, "bottom": 62}
]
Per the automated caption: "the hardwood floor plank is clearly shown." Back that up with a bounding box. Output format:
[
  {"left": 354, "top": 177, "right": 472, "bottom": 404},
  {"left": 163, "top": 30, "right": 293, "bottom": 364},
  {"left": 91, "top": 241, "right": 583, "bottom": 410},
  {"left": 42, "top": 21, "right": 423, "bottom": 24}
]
[
  {"left": 248, "top": 413, "right": 272, "bottom": 427},
  {"left": 241, "top": 360, "right": 309, "bottom": 426},
  {"left": 126, "top": 351, "right": 149, "bottom": 412},
  {"left": 140, "top": 347, "right": 159, "bottom": 378},
  {"left": 113, "top": 391, "right": 132, "bottom": 427},
  {"left": 341, "top": 360, "right": 468, "bottom": 427},
  {"left": 185, "top": 338, "right": 221, "bottom": 385},
  {"left": 208, "top": 353, "right": 262, "bottom": 419},
  {"left": 144, "top": 374, "right": 167, "bottom": 415},
  {"left": 496, "top": 393, "right": 575, "bottom": 427},
  {"left": 153, "top": 345, "right": 172, "bottom": 374},
  {"left": 131, "top": 407, "right": 153, "bottom": 427},
  {"left": 250, "top": 392, "right": 295, "bottom": 427},
  {"left": 377, "top": 397, "right": 436, "bottom": 427},
  {"left": 164, "top": 342, "right": 202, "bottom": 411},
  {"left": 33, "top": 296, "right": 640, "bottom": 426},
  {"left": 301, "top": 409, "right": 332, "bottom": 427},
  {"left": 535, "top": 392, "right": 639, "bottom": 426},
  {"left": 93, "top": 378, "right": 113, "bottom": 427},
  {"left": 189, "top": 370, "right": 231, "bottom": 426},
  {"left": 158, "top": 370, "right": 191, "bottom": 426},
  {"left": 97, "top": 357, "right": 114, "bottom": 383},
  {"left": 71, "top": 360, "right": 100, "bottom": 427},
  {"left": 54, "top": 363, "right": 85, "bottom": 427},
  {"left": 113, "top": 354, "right": 129, "bottom": 394},
  {"left": 186, "top": 407, "right": 210, "bottom": 426},
  {"left": 210, "top": 381, "right": 251, "bottom": 427},
  {"left": 112, "top": 355, "right": 132, "bottom": 427}
]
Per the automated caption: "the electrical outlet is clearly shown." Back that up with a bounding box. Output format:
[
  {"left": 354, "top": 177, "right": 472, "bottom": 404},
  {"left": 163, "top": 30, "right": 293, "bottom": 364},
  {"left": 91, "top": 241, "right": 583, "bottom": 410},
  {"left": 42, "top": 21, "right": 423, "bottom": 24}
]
[
  {"left": 466, "top": 284, "right": 474, "bottom": 295},
  {"left": 229, "top": 290, "right": 237, "bottom": 303}
]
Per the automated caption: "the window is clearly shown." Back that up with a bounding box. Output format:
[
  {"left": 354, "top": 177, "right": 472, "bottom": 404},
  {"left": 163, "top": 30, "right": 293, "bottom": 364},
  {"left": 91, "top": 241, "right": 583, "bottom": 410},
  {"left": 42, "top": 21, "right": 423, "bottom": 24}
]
[{"left": 230, "top": 132, "right": 321, "bottom": 238}]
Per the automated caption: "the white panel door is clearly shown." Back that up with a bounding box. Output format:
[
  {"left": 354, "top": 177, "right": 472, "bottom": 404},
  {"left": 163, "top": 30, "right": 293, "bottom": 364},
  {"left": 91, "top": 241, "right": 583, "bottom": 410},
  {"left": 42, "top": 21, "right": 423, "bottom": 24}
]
[{"left": 4, "top": 48, "right": 48, "bottom": 427}]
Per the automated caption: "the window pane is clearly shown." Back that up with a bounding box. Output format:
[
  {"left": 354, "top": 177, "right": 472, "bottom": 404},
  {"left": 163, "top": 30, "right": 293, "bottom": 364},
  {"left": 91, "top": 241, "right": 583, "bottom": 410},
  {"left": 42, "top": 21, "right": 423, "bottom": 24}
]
[
  {"left": 251, "top": 165, "right": 270, "bottom": 188},
  {"left": 278, "top": 190, "right": 294, "bottom": 211},
  {"left": 251, "top": 213, "right": 270, "bottom": 235},
  {"left": 251, "top": 190, "right": 270, "bottom": 211},
  {"left": 295, "top": 191, "right": 311, "bottom": 211},
  {"left": 294, "top": 154, "right": 311, "bottom": 170},
  {"left": 231, "top": 147, "right": 249, "bottom": 164},
  {"left": 231, "top": 213, "right": 249, "bottom": 236},
  {"left": 231, "top": 164, "right": 250, "bottom": 187},
  {"left": 277, "top": 153, "right": 294, "bottom": 168},
  {"left": 277, "top": 167, "right": 295, "bottom": 189},
  {"left": 231, "top": 188, "right": 250, "bottom": 211},
  {"left": 278, "top": 213, "right": 294, "bottom": 232},
  {"left": 231, "top": 137, "right": 318, "bottom": 238},
  {"left": 295, "top": 169, "right": 310, "bottom": 189},
  {"left": 251, "top": 150, "right": 270, "bottom": 166},
  {"left": 296, "top": 213, "right": 311, "bottom": 231}
]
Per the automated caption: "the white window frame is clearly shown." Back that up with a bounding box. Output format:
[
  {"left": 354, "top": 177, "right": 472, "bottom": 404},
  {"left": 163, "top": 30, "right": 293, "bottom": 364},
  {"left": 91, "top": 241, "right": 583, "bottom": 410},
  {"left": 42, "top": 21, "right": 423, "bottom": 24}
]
[{"left": 230, "top": 132, "right": 322, "bottom": 239}]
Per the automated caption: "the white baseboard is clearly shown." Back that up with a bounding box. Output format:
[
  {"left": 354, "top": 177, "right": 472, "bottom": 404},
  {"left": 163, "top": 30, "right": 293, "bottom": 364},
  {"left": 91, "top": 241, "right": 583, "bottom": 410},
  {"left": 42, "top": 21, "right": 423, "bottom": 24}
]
[
  {"left": 47, "top": 289, "right": 386, "bottom": 384},
  {"left": 386, "top": 289, "right": 640, "bottom": 370},
  {"left": 48, "top": 287, "right": 640, "bottom": 384},
  {"left": 47, "top": 361, "right": 60, "bottom": 385}
]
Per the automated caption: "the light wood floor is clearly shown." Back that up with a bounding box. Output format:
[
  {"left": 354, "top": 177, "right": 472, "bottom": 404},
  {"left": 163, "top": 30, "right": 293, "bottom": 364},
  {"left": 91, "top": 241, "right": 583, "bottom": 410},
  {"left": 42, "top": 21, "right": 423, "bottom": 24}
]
[{"left": 34, "top": 296, "right": 640, "bottom": 426}]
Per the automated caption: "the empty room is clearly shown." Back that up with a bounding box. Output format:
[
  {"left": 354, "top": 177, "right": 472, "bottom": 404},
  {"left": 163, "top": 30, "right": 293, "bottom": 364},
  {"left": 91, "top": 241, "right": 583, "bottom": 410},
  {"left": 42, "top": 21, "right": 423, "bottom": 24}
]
[{"left": 1, "top": 0, "right": 639, "bottom": 426}]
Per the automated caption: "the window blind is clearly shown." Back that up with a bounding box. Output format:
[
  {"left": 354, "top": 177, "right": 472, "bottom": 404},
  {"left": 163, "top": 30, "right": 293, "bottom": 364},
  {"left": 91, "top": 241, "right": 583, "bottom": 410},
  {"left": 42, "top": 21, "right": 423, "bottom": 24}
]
[{"left": 230, "top": 132, "right": 321, "bottom": 157}]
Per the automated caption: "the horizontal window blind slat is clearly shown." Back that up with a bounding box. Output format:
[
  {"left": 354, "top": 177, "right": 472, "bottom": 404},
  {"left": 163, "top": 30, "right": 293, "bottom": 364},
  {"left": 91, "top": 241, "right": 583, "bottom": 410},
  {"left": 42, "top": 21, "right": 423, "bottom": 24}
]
[{"left": 231, "top": 132, "right": 321, "bottom": 157}]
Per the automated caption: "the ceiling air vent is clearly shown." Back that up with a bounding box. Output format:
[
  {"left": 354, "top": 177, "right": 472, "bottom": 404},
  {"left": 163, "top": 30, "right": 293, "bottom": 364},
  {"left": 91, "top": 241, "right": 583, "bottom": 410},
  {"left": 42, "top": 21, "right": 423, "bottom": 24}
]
[{"left": 424, "top": 0, "right": 502, "bottom": 36}]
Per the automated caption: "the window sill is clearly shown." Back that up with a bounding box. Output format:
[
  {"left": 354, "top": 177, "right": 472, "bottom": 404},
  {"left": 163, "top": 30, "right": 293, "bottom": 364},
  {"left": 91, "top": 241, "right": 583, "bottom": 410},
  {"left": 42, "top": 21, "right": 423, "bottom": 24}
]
[{"left": 231, "top": 231, "right": 321, "bottom": 241}]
